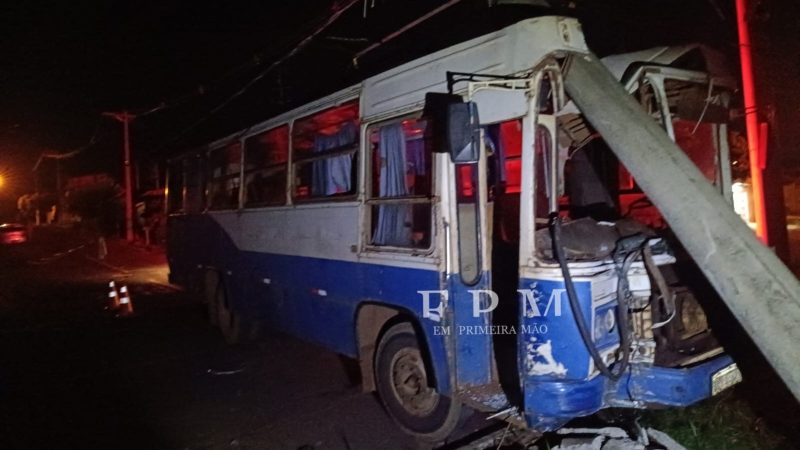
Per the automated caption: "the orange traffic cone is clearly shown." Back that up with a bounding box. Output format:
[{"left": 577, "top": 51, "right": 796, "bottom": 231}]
[
  {"left": 107, "top": 281, "right": 120, "bottom": 310},
  {"left": 116, "top": 285, "right": 135, "bottom": 317}
]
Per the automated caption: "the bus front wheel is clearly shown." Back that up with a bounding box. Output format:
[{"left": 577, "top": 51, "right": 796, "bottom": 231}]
[{"left": 374, "top": 322, "right": 460, "bottom": 443}]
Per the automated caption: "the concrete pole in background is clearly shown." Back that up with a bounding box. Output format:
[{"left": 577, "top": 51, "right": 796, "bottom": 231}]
[
  {"left": 735, "top": 0, "right": 768, "bottom": 244},
  {"left": 103, "top": 111, "right": 137, "bottom": 242}
]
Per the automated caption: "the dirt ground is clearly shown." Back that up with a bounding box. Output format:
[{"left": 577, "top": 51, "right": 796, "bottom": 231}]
[
  {"left": 2, "top": 224, "right": 799, "bottom": 450},
  {"left": 0, "top": 228, "right": 420, "bottom": 450}
]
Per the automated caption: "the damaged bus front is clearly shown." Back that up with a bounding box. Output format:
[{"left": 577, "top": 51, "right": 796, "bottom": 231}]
[{"left": 431, "top": 38, "right": 742, "bottom": 432}]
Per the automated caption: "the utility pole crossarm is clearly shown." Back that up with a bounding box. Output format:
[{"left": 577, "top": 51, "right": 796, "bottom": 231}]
[{"left": 102, "top": 111, "right": 137, "bottom": 123}]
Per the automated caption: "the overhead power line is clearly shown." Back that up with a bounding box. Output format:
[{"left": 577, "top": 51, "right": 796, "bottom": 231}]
[
  {"left": 128, "top": 4, "right": 366, "bottom": 119},
  {"left": 153, "top": 0, "right": 363, "bottom": 153},
  {"left": 352, "top": 0, "right": 464, "bottom": 65},
  {"left": 32, "top": 121, "right": 102, "bottom": 172}
]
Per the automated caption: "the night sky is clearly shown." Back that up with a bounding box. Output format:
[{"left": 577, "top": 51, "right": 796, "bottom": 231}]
[{"left": 0, "top": 0, "right": 745, "bottom": 211}]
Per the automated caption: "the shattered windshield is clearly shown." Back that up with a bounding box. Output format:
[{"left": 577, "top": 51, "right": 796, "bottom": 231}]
[{"left": 664, "top": 79, "right": 731, "bottom": 185}]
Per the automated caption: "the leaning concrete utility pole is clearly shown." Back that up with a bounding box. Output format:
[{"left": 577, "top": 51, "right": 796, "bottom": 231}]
[
  {"left": 563, "top": 53, "right": 800, "bottom": 401},
  {"left": 103, "top": 111, "right": 136, "bottom": 242}
]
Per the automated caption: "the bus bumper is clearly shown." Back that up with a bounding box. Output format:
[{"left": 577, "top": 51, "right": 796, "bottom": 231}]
[
  {"left": 610, "top": 354, "right": 740, "bottom": 407},
  {"left": 522, "top": 354, "right": 741, "bottom": 431}
]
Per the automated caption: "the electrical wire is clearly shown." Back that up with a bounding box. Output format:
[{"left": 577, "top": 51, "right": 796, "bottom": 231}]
[
  {"left": 152, "top": 0, "right": 362, "bottom": 153},
  {"left": 32, "top": 121, "right": 103, "bottom": 171},
  {"left": 130, "top": 19, "right": 332, "bottom": 118},
  {"left": 148, "top": 0, "right": 470, "bottom": 154},
  {"left": 121, "top": 0, "right": 380, "bottom": 122},
  {"left": 352, "top": 0, "right": 465, "bottom": 65},
  {"left": 549, "top": 213, "right": 638, "bottom": 381}
]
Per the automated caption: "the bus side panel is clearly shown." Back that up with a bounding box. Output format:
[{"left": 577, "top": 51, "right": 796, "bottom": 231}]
[
  {"left": 238, "top": 250, "right": 451, "bottom": 393},
  {"left": 355, "top": 262, "right": 451, "bottom": 393},
  {"left": 192, "top": 209, "right": 452, "bottom": 394}
]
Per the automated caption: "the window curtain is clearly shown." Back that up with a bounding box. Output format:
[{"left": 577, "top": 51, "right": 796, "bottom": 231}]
[
  {"left": 405, "top": 138, "right": 426, "bottom": 176},
  {"left": 372, "top": 123, "right": 412, "bottom": 246},
  {"left": 312, "top": 121, "right": 357, "bottom": 196}
]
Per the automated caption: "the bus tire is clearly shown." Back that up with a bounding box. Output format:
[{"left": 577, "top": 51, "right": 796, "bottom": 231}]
[
  {"left": 215, "top": 280, "right": 245, "bottom": 345},
  {"left": 374, "top": 322, "right": 460, "bottom": 443}
]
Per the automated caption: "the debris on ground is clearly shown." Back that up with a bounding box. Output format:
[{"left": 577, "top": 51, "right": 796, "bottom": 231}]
[
  {"left": 207, "top": 367, "right": 246, "bottom": 376},
  {"left": 551, "top": 426, "right": 687, "bottom": 450}
]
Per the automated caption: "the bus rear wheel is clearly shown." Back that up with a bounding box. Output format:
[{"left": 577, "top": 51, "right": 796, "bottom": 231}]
[
  {"left": 374, "top": 322, "right": 460, "bottom": 443},
  {"left": 204, "top": 271, "right": 219, "bottom": 327},
  {"left": 214, "top": 279, "right": 245, "bottom": 344}
]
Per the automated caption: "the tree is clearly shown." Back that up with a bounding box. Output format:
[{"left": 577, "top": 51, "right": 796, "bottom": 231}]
[{"left": 65, "top": 181, "right": 122, "bottom": 236}]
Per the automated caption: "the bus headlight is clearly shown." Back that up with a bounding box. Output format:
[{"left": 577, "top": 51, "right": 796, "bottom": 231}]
[
  {"left": 711, "top": 363, "right": 742, "bottom": 395},
  {"left": 594, "top": 308, "right": 616, "bottom": 340}
]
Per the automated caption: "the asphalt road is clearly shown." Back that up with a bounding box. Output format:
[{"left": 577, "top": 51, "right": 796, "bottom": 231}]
[{"left": 0, "top": 230, "right": 421, "bottom": 450}]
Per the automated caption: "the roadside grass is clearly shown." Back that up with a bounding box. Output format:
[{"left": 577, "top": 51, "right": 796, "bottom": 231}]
[{"left": 644, "top": 389, "right": 792, "bottom": 450}]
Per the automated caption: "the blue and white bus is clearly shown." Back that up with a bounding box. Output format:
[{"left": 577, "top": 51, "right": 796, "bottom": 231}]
[{"left": 166, "top": 16, "right": 740, "bottom": 443}]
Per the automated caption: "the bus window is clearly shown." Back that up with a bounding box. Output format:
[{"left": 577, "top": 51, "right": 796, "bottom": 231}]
[
  {"left": 167, "top": 159, "right": 184, "bottom": 213},
  {"left": 486, "top": 119, "right": 522, "bottom": 243},
  {"left": 455, "top": 162, "right": 480, "bottom": 283},
  {"left": 244, "top": 125, "right": 289, "bottom": 207},
  {"left": 664, "top": 78, "right": 731, "bottom": 186},
  {"left": 486, "top": 120, "right": 523, "bottom": 195},
  {"left": 207, "top": 141, "right": 242, "bottom": 210},
  {"left": 292, "top": 100, "right": 359, "bottom": 200},
  {"left": 367, "top": 118, "right": 432, "bottom": 249}
]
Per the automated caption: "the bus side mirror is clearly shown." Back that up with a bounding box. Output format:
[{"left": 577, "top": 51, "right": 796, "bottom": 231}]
[
  {"left": 423, "top": 93, "right": 481, "bottom": 163},
  {"left": 446, "top": 102, "right": 481, "bottom": 163}
]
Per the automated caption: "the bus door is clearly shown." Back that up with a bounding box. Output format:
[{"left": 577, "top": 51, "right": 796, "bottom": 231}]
[
  {"left": 166, "top": 158, "right": 188, "bottom": 282},
  {"left": 166, "top": 154, "right": 206, "bottom": 285},
  {"left": 463, "top": 76, "right": 536, "bottom": 399},
  {"left": 442, "top": 98, "right": 493, "bottom": 389},
  {"left": 432, "top": 74, "right": 536, "bottom": 393}
]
